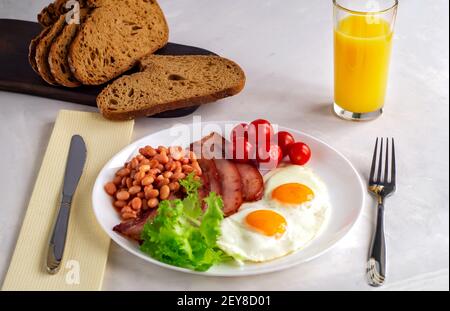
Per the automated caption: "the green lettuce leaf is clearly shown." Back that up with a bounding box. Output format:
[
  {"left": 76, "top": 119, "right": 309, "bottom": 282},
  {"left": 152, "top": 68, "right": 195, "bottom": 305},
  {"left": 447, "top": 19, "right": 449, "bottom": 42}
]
[{"left": 140, "top": 173, "right": 226, "bottom": 271}]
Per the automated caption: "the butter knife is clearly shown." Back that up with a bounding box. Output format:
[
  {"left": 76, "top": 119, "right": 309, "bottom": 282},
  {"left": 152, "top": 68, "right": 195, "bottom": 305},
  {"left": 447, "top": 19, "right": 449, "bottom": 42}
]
[{"left": 46, "top": 135, "right": 87, "bottom": 274}]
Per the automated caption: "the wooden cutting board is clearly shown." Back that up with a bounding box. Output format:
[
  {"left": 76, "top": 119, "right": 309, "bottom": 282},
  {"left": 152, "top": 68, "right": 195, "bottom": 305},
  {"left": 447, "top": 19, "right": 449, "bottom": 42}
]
[{"left": 0, "top": 19, "right": 218, "bottom": 118}]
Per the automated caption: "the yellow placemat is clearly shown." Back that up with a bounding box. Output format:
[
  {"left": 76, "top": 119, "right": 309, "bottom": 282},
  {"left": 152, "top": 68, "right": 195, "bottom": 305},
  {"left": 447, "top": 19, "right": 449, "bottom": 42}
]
[{"left": 2, "top": 110, "right": 134, "bottom": 291}]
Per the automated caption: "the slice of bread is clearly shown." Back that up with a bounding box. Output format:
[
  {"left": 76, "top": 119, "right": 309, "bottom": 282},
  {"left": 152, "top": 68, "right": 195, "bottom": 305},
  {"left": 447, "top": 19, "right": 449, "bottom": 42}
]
[
  {"left": 48, "top": 9, "right": 88, "bottom": 87},
  {"left": 97, "top": 55, "right": 246, "bottom": 120},
  {"left": 35, "top": 15, "right": 67, "bottom": 85},
  {"left": 29, "top": 26, "right": 51, "bottom": 75},
  {"left": 68, "top": 0, "right": 169, "bottom": 85}
]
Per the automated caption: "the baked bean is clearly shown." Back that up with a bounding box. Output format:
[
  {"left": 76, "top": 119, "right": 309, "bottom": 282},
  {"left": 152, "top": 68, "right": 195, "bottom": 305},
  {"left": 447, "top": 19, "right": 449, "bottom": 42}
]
[
  {"left": 121, "top": 177, "right": 127, "bottom": 187},
  {"left": 121, "top": 206, "right": 133, "bottom": 214},
  {"left": 149, "top": 168, "right": 161, "bottom": 176},
  {"left": 145, "top": 189, "right": 159, "bottom": 199},
  {"left": 172, "top": 172, "right": 186, "bottom": 180},
  {"left": 158, "top": 146, "right": 168, "bottom": 154},
  {"left": 137, "top": 192, "right": 145, "bottom": 199},
  {"left": 156, "top": 175, "right": 164, "bottom": 182},
  {"left": 122, "top": 211, "right": 137, "bottom": 220},
  {"left": 157, "top": 178, "right": 170, "bottom": 188},
  {"left": 112, "top": 175, "right": 122, "bottom": 186},
  {"left": 169, "top": 182, "right": 180, "bottom": 192},
  {"left": 132, "top": 180, "right": 140, "bottom": 186},
  {"left": 141, "top": 176, "right": 154, "bottom": 186},
  {"left": 116, "top": 168, "right": 130, "bottom": 177},
  {"left": 139, "top": 164, "right": 151, "bottom": 173},
  {"left": 149, "top": 159, "right": 159, "bottom": 169},
  {"left": 145, "top": 146, "right": 157, "bottom": 157},
  {"left": 104, "top": 182, "right": 117, "bottom": 196},
  {"left": 155, "top": 151, "right": 169, "bottom": 164},
  {"left": 181, "top": 157, "right": 190, "bottom": 165},
  {"left": 128, "top": 185, "right": 141, "bottom": 195},
  {"left": 130, "top": 170, "right": 136, "bottom": 179},
  {"left": 148, "top": 198, "right": 159, "bottom": 209},
  {"left": 182, "top": 165, "right": 194, "bottom": 173},
  {"left": 114, "top": 200, "right": 127, "bottom": 209},
  {"left": 116, "top": 190, "right": 130, "bottom": 201},
  {"left": 160, "top": 185, "right": 170, "bottom": 200},
  {"left": 137, "top": 154, "right": 144, "bottom": 161},
  {"left": 163, "top": 171, "right": 173, "bottom": 179},
  {"left": 140, "top": 159, "right": 150, "bottom": 165},
  {"left": 143, "top": 184, "right": 153, "bottom": 192},
  {"left": 135, "top": 171, "right": 145, "bottom": 183},
  {"left": 156, "top": 164, "right": 164, "bottom": 171},
  {"left": 131, "top": 197, "right": 142, "bottom": 210},
  {"left": 165, "top": 161, "right": 176, "bottom": 172},
  {"left": 131, "top": 158, "right": 139, "bottom": 169},
  {"left": 126, "top": 177, "right": 133, "bottom": 188}
]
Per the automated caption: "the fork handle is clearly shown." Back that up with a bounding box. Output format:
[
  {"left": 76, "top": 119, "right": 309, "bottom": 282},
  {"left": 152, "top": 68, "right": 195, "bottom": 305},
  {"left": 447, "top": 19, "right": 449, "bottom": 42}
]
[{"left": 367, "top": 202, "right": 386, "bottom": 287}]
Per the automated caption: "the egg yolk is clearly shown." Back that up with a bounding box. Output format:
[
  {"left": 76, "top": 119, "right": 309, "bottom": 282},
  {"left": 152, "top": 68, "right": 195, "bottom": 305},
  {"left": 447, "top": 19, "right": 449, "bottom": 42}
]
[
  {"left": 245, "top": 210, "right": 287, "bottom": 237},
  {"left": 271, "top": 183, "right": 314, "bottom": 205}
]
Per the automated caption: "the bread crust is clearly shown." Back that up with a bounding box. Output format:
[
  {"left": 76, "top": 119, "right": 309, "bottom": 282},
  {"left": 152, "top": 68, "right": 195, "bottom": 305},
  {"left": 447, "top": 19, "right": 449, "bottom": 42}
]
[
  {"left": 48, "top": 9, "right": 88, "bottom": 87},
  {"left": 98, "top": 82, "right": 245, "bottom": 121},
  {"left": 35, "top": 15, "right": 67, "bottom": 85},
  {"left": 96, "top": 55, "right": 246, "bottom": 120},
  {"left": 29, "top": 27, "right": 51, "bottom": 75}
]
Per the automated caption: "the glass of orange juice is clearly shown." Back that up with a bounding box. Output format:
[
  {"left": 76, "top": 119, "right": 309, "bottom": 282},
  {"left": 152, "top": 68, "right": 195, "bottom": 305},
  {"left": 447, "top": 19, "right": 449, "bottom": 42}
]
[{"left": 333, "top": 0, "right": 398, "bottom": 121}]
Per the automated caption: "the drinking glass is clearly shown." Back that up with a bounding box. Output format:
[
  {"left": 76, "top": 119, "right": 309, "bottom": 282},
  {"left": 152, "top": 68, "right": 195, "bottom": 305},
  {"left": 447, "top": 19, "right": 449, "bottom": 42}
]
[{"left": 333, "top": 0, "right": 398, "bottom": 121}]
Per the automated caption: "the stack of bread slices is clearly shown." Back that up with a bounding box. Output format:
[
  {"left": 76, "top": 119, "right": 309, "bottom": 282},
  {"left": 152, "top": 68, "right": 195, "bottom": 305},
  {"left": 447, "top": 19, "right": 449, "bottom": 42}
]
[{"left": 29, "top": 0, "right": 246, "bottom": 120}]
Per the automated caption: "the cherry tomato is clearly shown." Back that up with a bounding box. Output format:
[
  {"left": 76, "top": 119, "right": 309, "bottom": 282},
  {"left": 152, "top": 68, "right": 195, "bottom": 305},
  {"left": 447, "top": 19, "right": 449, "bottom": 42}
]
[
  {"left": 276, "top": 131, "right": 295, "bottom": 155},
  {"left": 248, "top": 119, "right": 274, "bottom": 147},
  {"left": 257, "top": 144, "right": 283, "bottom": 169},
  {"left": 231, "top": 123, "right": 249, "bottom": 144},
  {"left": 288, "top": 142, "right": 312, "bottom": 166},
  {"left": 230, "top": 137, "right": 254, "bottom": 163}
]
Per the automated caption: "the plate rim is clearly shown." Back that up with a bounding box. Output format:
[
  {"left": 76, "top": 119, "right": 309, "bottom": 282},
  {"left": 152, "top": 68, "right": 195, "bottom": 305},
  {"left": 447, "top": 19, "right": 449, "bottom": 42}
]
[{"left": 92, "top": 120, "right": 366, "bottom": 277}]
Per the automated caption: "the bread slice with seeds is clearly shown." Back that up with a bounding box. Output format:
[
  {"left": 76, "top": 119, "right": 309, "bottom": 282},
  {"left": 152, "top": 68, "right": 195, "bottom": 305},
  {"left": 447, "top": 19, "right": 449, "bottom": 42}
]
[
  {"left": 97, "top": 55, "right": 246, "bottom": 120},
  {"left": 48, "top": 9, "right": 88, "bottom": 87},
  {"left": 34, "top": 15, "right": 67, "bottom": 85},
  {"left": 68, "top": 0, "right": 169, "bottom": 85}
]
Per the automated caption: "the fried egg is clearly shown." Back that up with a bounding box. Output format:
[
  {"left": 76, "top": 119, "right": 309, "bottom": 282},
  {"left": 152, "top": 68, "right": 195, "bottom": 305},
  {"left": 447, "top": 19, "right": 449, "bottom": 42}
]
[{"left": 217, "top": 165, "right": 330, "bottom": 262}]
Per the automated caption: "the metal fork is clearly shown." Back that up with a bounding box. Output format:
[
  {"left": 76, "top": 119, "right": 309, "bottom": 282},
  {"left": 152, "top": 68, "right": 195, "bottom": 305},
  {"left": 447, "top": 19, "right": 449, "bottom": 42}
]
[{"left": 367, "top": 138, "right": 396, "bottom": 287}]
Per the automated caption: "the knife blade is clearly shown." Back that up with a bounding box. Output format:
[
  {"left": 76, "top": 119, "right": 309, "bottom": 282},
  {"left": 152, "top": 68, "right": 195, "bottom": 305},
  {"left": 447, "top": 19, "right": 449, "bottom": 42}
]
[{"left": 46, "top": 135, "right": 87, "bottom": 274}]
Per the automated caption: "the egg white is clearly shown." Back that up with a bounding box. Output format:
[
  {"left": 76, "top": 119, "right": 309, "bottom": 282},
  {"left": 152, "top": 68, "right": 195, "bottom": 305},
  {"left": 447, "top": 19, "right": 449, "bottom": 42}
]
[
  {"left": 217, "top": 165, "right": 331, "bottom": 263},
  {"left": 264, "top": 165, "right": 329, "bottom": 208}
]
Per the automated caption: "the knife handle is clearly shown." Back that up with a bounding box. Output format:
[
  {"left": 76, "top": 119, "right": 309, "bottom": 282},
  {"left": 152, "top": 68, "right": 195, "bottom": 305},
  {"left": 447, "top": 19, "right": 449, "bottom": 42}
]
[{"left": 46, "top": 195, "right": 72, "bottom": 274}]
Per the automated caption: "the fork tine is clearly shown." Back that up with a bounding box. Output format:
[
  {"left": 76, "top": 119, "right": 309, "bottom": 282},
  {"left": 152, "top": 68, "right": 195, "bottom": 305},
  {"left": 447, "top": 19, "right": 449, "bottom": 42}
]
[
  {"left": 369, "top": 138, "right": 378, "bottom": 183},
  {"left": 385, "top": 138, "right": 390, "bottom": 182},
  {"left": 391, "top": 138, "right": 396, "bottom": 184},
  {"left": 377, "top": 137, "right": 384, "bottom": 183}
]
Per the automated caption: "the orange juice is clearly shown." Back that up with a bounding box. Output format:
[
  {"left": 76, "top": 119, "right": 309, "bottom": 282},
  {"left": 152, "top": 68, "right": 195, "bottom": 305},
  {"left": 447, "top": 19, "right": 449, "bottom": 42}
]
[{"left": 334, "top": 15, "right": 393, "bottom": 114}]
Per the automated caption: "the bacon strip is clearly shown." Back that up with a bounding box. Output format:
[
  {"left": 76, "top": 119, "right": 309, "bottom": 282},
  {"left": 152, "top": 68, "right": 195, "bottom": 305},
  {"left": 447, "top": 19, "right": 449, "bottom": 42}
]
[
  {"left": 113, "top": 208, "right": 157, "bottom": 242},
  {"left": 235, "top": 162, "right": 264, "bottom": 202},
  {"left": 213, "top": 159, "right": 243, "bottom": 216}
]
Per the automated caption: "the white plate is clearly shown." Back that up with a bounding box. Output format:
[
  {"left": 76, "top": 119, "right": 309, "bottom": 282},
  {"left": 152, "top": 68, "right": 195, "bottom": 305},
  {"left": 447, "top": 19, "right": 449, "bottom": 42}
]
[{"left": 92, "top": 121, "right": 365, "bottom": 276}]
